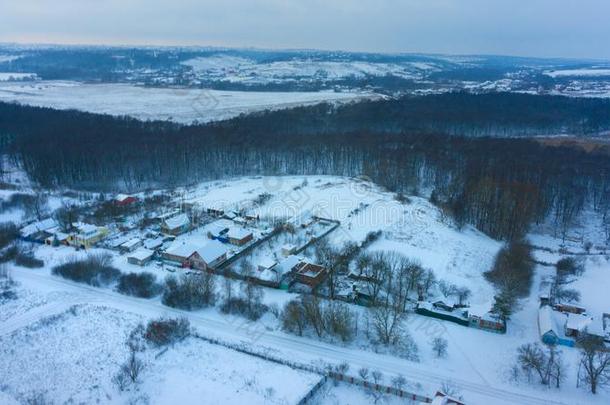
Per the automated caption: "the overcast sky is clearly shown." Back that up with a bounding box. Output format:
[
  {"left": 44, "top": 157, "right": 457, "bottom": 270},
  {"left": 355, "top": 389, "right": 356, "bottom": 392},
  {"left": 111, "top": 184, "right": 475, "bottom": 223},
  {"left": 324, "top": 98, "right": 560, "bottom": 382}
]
[{"left": 1, "top": 0, "right": 609, "bottom": 59}]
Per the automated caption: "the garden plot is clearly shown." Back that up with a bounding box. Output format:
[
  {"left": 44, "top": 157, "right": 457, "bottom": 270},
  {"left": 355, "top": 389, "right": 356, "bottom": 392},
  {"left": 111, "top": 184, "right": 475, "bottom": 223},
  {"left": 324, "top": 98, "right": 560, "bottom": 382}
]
[
  {"left": 140, "top": 337, "right": 322, "bottom": 405},
  {"left": 0, "top": 301, "right": 322, "bottom": 405},
  {"left": 0, "top": 305, "right": 140, "bottom": 404}
]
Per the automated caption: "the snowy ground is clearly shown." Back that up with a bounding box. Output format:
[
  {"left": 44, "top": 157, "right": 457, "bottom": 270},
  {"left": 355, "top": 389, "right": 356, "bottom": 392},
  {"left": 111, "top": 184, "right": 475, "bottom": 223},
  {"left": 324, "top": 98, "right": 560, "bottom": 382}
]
[
  {"left": 0, "top": 286, "right": 321, "bottom": 404},
  {"left": 2, "top": 175, "right": 609, "bottom": 404},
  {"left": 0, "top": 80, "right": 377, "bottom": 124}
]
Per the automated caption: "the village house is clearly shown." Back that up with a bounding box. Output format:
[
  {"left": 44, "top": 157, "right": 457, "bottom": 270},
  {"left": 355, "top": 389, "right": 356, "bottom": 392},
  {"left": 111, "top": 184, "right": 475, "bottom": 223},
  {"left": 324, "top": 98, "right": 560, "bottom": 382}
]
[
  {"left": 163, "top": 242, "right": 198, "bottom": 265},
  {"left": 251, "top": 256, "right": 301, "bottom": 289},
  {"left": 554, "top": 303, "right": 587, "bottom": 315},
  {"left": 163, "top": 240, "right": 228, "bottom": 271},
  {"left": 538, "top": 305, "right": 575, "bottom": 347},
  {"left": 20, "top": 218, "right": 58, "bottom": 243},
  {"left": 206, "top": 219, "right": 232, "bottom": 241},
  {"left": 292, "top": 261, "right": 327, "bottom": 289},
  {"left": 227, "top": 227, "right": 253, "bottom": 246},
  {"left": 161, "top": 213, "right": 190, "bottom": 236},
  {"left": 468, "top": 310, "right": 506, "bottom": 333},
  {"left": 68, "top": 223, "right": 109, "bottom": 249},
  {"left": 44, "top": 231, "right": 70, "bottom": 246},
  {"left": 188, "top": 240, "right": 229, "bottom": 271},
  {"left": 144, "top": 237, "right": 164, "bottom": 251},
  {"left": 127, "top": 248, "right": 154, "bottom": 266},
  {"left": 115, "top": 194, "right": 138, "bottom": 207},
  {"left": 119, "top": 238, "right": 142, "bottom": 254}
]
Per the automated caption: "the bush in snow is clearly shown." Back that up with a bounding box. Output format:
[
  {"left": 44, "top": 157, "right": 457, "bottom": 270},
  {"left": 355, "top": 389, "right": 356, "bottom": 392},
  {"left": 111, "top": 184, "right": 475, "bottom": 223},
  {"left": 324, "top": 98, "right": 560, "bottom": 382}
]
[
  {"left": 0, "top": 222, "right": 18, "bottom": 250},
  {"left": 52, "top": 253, "right": 120, "bottom": 286},
  {"left": 281, "top": 296, "right": 356, "bottom": 342},
  {"left": 162, "top": 273, "right": 216, "bottom": 310},
  {"left": 116, "top": 272, "right": 161, "bottom": 298},
  {"left": 0, "top": 263, "right": 17, "bottom": 302},
  {"left": 14, "top": 249, "right": 44, "bottom": 268},
  {"left": 144, "top": 317, "right": 190, "bottom": 347}
]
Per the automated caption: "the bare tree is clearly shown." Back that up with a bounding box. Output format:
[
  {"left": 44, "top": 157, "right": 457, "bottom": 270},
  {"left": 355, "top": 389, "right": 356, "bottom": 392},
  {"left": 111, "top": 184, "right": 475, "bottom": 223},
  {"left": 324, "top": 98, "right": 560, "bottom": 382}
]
[
  {"left": 431, "top": 337, "right": 448, "bottom": 358},
  {"left": 516, "top": 342, "right": 565, "bottom": 388},
  {"left": 391, "top": 374, "right": 408, "bottom": 391},
  {"left": 578, "top": 336, "right": 610, "bottom": 394},
  {"left": 123, "top": 348, "right": 145, "bottom": 384},
  {"left": 358, "top": 367, "right": 370, "bottom": 380},
  {"left": 281, "top": 299, "right": 306, "bottom": 336}
]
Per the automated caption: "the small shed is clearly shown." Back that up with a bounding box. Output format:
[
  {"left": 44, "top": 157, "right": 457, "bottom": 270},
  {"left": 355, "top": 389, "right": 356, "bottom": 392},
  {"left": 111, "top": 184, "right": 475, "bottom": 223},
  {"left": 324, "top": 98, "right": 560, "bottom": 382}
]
[{"left": 127, "top": 248, "right": 154, "bottom": 266}]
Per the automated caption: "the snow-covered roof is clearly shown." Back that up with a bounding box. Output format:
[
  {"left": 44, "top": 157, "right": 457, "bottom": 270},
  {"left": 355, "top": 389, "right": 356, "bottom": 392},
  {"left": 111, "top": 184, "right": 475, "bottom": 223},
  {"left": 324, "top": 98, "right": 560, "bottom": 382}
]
[
  {"left": 585, "top": 318, "right": 606, "bottom": 338},
  {"left": 195, "top": 240, "right": 228, "bottom": 264},
  {"left": 156, "top": 210, "right": 180, "bottom": 220},
  {"left": 538, "top": 305, "right": 567, "bottom": 338},
  {"left": 227, "top": 227, "right": 252, "bottom": 240},
  {"left": 206, "top": 219, "right": 232, "bottom": 236},
  {"left": 538, "top": 306, "right": 555, "bottom": 336},
  {"left": 258, "top": 257, "right": 277, "bottom": 270},
  {"left": 144, "top": 237, "right": 164, "bottom": 250},
  {"left": 166, "top": 241, "right": 199, "bottom": 259},
  {"left": 276, "top": 255, "right": 302, "bottom": 276},
  {"left": 116, "top": 194, "right": 131, "bottom": 201},
  {"left": 566, "top": 313, "right": 592, "bottom": 332},
  {"left": 128, "top": 248, "right": 154, "bottom": 262},
  {"left": 121, "top": 238, "right": 141, "bottom": 249},
  {"left": 20, "top": 218, "right": 58, "bottom": 237},
  {"left": 75, "top": 222, "right": 99, "bottom": 235},
  {"left": 163, "top": 213, "right": 190, "bottom": 230}
]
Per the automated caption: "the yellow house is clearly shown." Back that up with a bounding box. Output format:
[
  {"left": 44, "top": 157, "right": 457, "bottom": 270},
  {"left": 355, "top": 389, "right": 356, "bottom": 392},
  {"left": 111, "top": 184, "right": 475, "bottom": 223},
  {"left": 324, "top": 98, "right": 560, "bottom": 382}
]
[{"left": 68, "top": 223, "right": 109, "bottom": 249}]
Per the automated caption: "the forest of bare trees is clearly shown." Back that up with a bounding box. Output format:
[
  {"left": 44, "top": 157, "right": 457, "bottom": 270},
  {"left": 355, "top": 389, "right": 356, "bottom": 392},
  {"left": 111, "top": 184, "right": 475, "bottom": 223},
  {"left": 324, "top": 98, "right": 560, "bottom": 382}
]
[{"left": 2, "top": 93, "right": 610, "bottom": 241}]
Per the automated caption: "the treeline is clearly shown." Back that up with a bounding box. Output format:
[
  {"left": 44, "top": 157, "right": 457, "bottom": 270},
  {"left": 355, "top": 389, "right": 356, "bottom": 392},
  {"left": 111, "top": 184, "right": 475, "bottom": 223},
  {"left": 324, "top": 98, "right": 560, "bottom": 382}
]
[{"left": 2, "top": 94, "right": 610, "bottom": 240}]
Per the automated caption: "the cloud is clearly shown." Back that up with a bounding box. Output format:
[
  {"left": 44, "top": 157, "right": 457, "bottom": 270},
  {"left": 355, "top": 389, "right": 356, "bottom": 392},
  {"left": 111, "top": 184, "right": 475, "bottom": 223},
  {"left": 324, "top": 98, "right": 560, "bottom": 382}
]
[{"left": 0, "top": 0, "right": 609, "bottom": 59}]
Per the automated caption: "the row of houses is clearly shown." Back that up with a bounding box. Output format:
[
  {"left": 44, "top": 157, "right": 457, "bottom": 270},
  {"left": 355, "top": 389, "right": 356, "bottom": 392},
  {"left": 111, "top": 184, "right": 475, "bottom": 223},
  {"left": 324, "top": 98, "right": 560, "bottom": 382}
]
[{"left": 21, "top": 218, "right": 109, "bottom": 250}]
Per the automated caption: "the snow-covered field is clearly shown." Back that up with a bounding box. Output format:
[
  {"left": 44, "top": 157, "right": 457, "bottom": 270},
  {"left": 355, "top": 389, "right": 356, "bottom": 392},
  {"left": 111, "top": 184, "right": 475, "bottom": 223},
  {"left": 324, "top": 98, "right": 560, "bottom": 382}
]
[
  {"left": 0, "top": 80, "right": 377, "bottom": 124},
  {"left": 0, "top": 289, "right": 321, "bottom": 404}
]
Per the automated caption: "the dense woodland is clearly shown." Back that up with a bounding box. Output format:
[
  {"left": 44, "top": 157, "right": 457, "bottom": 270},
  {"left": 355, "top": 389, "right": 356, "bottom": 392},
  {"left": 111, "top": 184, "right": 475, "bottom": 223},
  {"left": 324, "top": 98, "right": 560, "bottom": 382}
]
[{"left": 1, "top": 92, "right": 610, "bottom": 241}]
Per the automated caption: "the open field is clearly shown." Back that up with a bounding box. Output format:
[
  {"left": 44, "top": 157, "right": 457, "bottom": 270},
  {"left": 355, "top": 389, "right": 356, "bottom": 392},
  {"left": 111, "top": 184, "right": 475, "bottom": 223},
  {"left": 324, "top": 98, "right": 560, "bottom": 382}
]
[{"left": 0, "top": 80, "right": 377, "bottom": 124}]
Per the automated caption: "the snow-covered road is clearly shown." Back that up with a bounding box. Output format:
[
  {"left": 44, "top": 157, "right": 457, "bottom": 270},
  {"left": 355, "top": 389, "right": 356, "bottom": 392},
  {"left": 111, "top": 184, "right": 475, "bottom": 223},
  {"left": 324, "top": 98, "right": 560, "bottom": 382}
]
[{"left": 8, "top": 268, "right": 574, "bottom": 405}]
